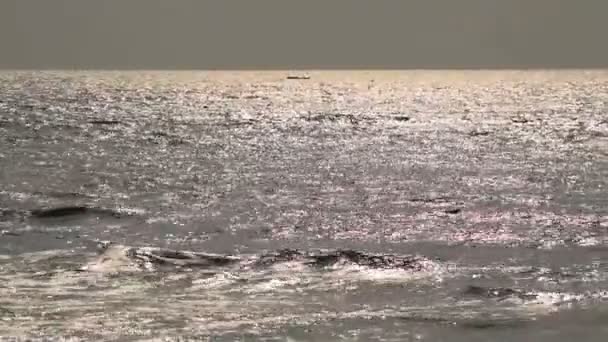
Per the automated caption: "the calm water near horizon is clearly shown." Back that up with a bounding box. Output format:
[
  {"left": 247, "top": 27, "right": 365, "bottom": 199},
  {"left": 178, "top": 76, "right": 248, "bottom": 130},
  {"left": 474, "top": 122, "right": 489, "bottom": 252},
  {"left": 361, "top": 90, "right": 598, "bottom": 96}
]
[{"left": 0, "top": 70, "right": 607, "bottom": 341}]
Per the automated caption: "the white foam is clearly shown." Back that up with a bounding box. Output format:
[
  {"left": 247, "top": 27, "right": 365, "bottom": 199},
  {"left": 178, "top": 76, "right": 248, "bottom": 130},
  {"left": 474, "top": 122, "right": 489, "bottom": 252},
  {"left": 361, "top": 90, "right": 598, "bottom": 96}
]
[
  {"left": 325, "top": 259, "right": 447, "bottom": 284},
  {"left": 81, "top": 245, "right": 142, "bottom": 273}
]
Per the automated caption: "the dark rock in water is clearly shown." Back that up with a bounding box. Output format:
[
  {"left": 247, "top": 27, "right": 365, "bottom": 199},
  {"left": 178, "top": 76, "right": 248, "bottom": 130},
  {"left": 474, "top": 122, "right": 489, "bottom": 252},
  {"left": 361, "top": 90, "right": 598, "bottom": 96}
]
[
  {"left": 444, "top": 208, "right": 462, "bottom": 215},
  {"left": 463, "top": 285, "right": 537, "bottom": 301},
  {"left": 308, "top": 250, "right": 433, "bottom": 270},
  {"left": 304, "top": 113, "right": 360, "bottom": 124},
  {"left": 464, "top": 285, "right": 518, "bottom": 298},
  {"left": 468, "top": 130, "right": 491, "bottom": 137},
  {"left": 393, "top": 116, "right": 411, "bottom": 122},
  {"left": 128, "top": 248, "right": 240, "bottom": 268},
  {"left": 255, "top": 249, "right": 305, "bottom": 267},
  {"left": 255, "top": 249, "right": 435, "bottom": 271},
  {"left": 511, "top": 117, "right": 530, "bottom": 124},
  {"left": 96, "top": 240, "right": 114, "bottom": 252},
  {"left": 85, "top": 245, "right": 241, "bottom": 272}
]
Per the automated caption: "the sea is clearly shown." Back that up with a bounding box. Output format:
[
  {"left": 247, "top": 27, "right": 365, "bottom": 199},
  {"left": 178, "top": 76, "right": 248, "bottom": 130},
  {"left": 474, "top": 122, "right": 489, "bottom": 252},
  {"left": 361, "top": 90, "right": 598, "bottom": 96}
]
[{"left": 0, "top": 70, "right": 607, "bottom": 341}]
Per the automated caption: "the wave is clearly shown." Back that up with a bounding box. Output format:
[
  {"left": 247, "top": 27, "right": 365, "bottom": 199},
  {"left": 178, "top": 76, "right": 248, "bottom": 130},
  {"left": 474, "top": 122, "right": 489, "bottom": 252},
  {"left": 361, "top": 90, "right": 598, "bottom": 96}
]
[{"left": 83, "top": 243, "right": 444, "bottom": 275}]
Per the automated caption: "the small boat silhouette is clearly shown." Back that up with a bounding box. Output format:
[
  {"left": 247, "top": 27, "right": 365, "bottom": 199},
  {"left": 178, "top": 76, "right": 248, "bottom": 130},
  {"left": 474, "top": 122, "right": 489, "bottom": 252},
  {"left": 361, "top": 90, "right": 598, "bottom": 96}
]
[{"left": 286, "top": 74, "right": 311, "bottom": 80}]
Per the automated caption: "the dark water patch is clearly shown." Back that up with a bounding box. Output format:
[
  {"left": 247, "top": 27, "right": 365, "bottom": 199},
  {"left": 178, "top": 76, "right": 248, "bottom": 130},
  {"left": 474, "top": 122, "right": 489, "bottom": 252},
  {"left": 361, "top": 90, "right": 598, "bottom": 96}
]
[
  {"left": 31, "top": 206, "right": 89, "bottom": 218},
  {"left": 144, "top": 130, "right": 190, "bottom": 145},
  {"left": 0, "top": 229, "right": 83, "bottom": 255},
  {"left": 406, "top": 196, "right": 454, "bottom": 204},
  {"left": 397, "top": 314, "right": 452, "bottom": 324},
  {"left": 459, "top": 318, "right": 530, "bottom": 330},
  {"left": 0, "top": 208, "right": 28, "bottom": 221},
  {"left": 88, "top": 119, "right": 121, "bottom": 125},
  {"left": 0, "top": 306, "right": 15, "bottom": 318},
  {"left": 30, "top": 206, "right": 130, "bottom": 219},
  {"left": 469, "top": 130, "right": 491, "bottom": 137},
  {"left": 219, "top": 119, "right": 257, "bottom": 128},
  {"left": 302, "top": 113, "right": 373, "bottom": 125}
]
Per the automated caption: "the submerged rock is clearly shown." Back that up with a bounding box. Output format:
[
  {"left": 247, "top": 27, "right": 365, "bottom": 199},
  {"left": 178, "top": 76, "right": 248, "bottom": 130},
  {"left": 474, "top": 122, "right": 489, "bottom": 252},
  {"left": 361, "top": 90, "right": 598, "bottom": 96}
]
[
  {"left": 463, "top": 285, "right": 538, "bottom": 301},
  {"left": 253, "top": 248, "right": 439, "bottom": 271},
  {"left": 82, "top": 244, "right": 241, "bottom": 273},
  {"left": 307, "top": 250, "right": 436, "bottom": 271}
]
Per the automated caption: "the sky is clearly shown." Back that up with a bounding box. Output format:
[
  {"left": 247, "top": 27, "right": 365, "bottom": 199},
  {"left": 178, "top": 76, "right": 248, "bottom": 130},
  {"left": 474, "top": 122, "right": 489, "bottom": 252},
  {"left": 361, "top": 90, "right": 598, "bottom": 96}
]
[{"left": 1, "top": 0, "right": 607, "bottom": 69}]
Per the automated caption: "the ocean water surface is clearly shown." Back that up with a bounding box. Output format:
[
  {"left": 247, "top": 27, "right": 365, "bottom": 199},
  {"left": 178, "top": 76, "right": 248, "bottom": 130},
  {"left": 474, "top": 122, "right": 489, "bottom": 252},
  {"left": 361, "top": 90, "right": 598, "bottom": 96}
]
[{"left": 0, "top": 70, "right": 607, "bottom": 341}]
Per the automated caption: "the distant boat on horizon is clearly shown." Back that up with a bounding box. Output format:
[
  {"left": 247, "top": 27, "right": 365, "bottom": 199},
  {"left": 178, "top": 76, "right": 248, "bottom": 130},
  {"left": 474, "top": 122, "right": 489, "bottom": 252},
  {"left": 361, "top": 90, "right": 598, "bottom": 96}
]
[{"left": 286, "top": 73, "right": 311, "bottom": 80}]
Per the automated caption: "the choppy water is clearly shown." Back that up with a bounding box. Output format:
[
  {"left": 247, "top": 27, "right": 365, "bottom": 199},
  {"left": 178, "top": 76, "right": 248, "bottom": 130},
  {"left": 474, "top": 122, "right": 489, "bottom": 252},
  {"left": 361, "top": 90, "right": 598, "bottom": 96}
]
[{"left": 0, "top": 71, "right": 607, "bottom": 341}]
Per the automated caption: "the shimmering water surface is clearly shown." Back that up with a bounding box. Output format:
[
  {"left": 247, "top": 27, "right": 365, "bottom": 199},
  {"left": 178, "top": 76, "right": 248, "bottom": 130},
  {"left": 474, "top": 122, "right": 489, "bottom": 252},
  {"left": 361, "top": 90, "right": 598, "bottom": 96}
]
[{"left": 0, "top": 71, "right": 607, "bottom": 341}]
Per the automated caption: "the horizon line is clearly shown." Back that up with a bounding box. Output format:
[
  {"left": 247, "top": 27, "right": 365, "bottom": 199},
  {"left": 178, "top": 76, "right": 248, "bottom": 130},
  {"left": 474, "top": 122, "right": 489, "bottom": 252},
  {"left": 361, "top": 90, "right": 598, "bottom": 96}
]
[{"left": 2, "top": 67, "right": 608, "bottom": 72}]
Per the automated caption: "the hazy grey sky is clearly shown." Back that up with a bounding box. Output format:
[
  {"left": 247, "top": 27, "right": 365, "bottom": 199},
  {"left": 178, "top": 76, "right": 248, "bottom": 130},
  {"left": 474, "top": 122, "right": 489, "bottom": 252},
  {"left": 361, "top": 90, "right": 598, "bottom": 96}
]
[{"left": 1, "top": 0, "right": 607, "bottom": 69}]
